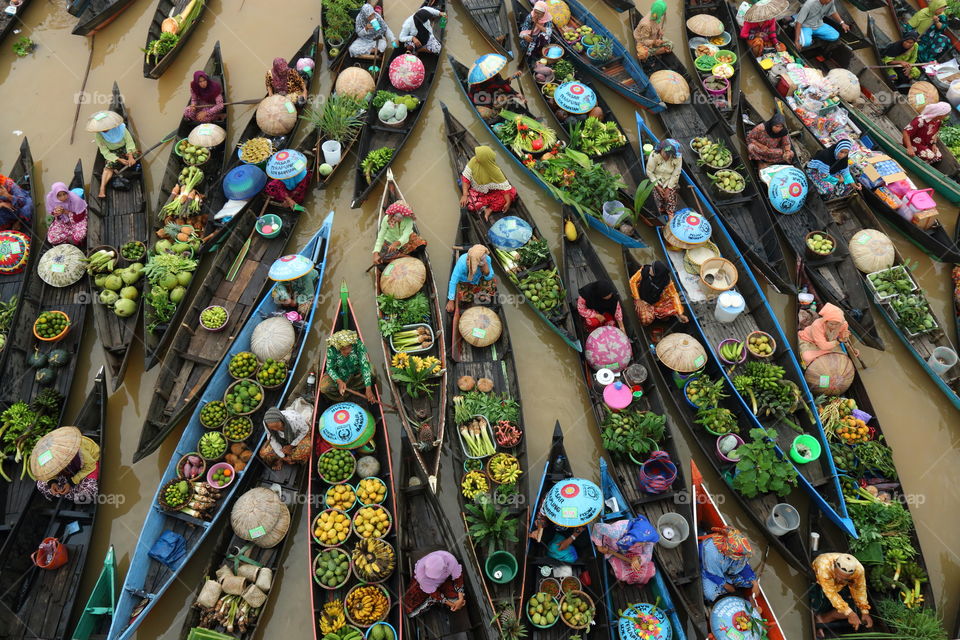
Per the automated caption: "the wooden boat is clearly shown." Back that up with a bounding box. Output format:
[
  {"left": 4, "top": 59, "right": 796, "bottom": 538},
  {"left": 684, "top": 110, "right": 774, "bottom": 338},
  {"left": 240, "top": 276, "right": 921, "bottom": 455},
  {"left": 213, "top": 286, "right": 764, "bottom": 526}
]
[
  {"left": 510, "top": 0, "right": 645, "bottom": 195},
  {"left": 561, "top": 215, "right": 707, "bottom": 635},
  {"left": 915, "top": 0, "right": 960, "bottom": 55},
  {"left": 144, "top": 42, "right": 229, "bottom": 371},
  {"left": 876, "top": 0, "right": 958, "bottom": 96},
  {"left": 458, "top": 0, "right": 513, "bottom": 58},
  {"left": 181, "top": 364, "right": 318, "bottom": 640},
  {"left": 522, "top": 0, "right": 665, "bottom": 112},
  {"left": 447, "top": 59, "right": 648, "bottom": 249},
  {"left": 72, "top": 0, "right": 138, "bottom": 36},
  {"left": 445, "top": 208, "right": 529, "bottom": 631},
  {"left": 320, "top": 1, "right": 363, "bottom": 71},
  {"left": 622, "top": 248, "right": 814, "bottom": 577},
  {"left": 132, "top": 200, "right": 321, "bottom": 462},
  {"left": 110, "top": 220, "right": 332, "bottom": 640},
  {"left": 779, "top": 96, "right": 960, "bottom": 409},
  {"left": 87, "top": 82, "right": 148, "bottom": 392},
  {"left": 441, "top": 104, "right": 582, "bottom": 350},
  {"left": 373, "top": 170, "right": 448, "bottom": 491},
  {"left": 350, "top": 23, "right": 446, "bottom": 208},
  {"left": 523, "top": 422, "right": 610, "bottom": 639},
  {"left": 774, "top": 0, "right": 870, "bottom": 52},
  {"left": 72, "top": 545, "right": 116, "bottom": 640},
  {"left": 638, "top": 114, "right": 857, "bottom": 537},
  {"left": 0, "top": 369, "right": 106, "bottom": 640},
  {"left": 691, "top": 461, "right": 787, "bottom": 640},
  {"left": 738, "top": 94, "right": 883, "bottom": 350},
  {"left": 0, "top": 0, "right": 34, "bottom": 46},
  {"left": 597, "top": 458, "right": 692, "bottom": 639},
  {"left": 142, "top": 0, "right": 208, "bottom": 78},
  {"left": 682, "top": 0, "right": 741, "bottom": 131}
]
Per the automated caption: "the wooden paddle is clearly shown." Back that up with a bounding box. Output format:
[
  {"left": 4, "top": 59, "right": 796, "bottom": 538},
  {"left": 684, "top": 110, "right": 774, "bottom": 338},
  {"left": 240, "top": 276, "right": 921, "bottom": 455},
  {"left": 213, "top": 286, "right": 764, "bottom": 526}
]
[
  {"left": 69, "top": 34, "right": 96, "bottom": 145},
  {"left": 114, "top": 127, "right": 180, "bottom": 176},
  {"left": 192, "top": 97, "right": 265, "bottom": 109},
  {"left": 343, "top": 386, "right": 399, "bottom": 412}
]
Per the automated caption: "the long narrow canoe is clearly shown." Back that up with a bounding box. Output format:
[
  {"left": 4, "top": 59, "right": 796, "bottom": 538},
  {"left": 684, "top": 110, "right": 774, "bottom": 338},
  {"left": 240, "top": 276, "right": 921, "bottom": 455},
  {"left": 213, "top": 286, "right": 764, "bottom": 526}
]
[
  {"left": 0, "top": 0, "right": 34, "bottom": 46},
  {"left": 776, "top": 0, "right": 870, "bottom": 51},
  {"left": 87, "top": 82, "right": 148, "bottom": 392},
  {"left": 458, "top": 0, "right": 513, "bottom": 58},
  {"left": 447, "top": 59, "right": 648, "bottom": 249},
  {"left": 71, "top": 545, "right": 116, "bottom": 640},
  {"left": 142, "top": 0, "right": 207, "bottom": 78},
  {"left": 682, "top": 0, "right": 741, "bottom": 131},
  {"left": 562, "top": 215, "right": 707, "bottom": 635},
  {"left": 110, "top": 218, "right": 332, "bottom": 640},
  {"left": 442, "top": 104, "right": 582, "bottom": 351},
  {"left": 73, "top": 0, "right": 137, "bottom": 36},
  {"left": 144, "top": 42, "right": 229, "bottom": 371},
  {"left": 638, "top": 114, "right": 857, "bottom": 538},
  {"left": 320, "top": 1, "right": 360, "bottom": 71},
  {"left": 738, "top": 94, "right": 883, "bottom": 350},
  {"left": 871, "top": 6, "right": 956, "bottom": 96},
  {"left": 373, "top": 170, "right": 448, "bottom": 491},
  {"left": 350, "top": 22, "right": 446, "bottom": 208},
  {"left": 0, "top": 369, "right": 106, "bottom": 640},
  {"left": 623, "top": 249, "right": 814, "bottom": 577},
  {"left": 446, "top": 208, "right": 529, "bottom": 631}
]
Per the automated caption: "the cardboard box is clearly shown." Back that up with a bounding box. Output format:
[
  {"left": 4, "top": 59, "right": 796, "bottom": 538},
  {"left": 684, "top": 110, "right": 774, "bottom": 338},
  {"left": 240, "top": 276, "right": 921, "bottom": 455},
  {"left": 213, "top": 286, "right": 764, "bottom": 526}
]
[
  {"left": 859, "top": 154, "right": 908, "bottom": 186},
  {"left": 912, "top": 208, "right": 939, "bottom": 230}
]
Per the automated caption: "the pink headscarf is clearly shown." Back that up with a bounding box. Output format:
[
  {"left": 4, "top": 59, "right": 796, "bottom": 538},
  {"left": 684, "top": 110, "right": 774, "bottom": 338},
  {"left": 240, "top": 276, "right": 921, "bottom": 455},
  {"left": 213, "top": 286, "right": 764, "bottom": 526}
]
[
  {"left": 269, "top": 58, "right": 290, "bottom": 93},
  {"left": 414, "top": 550, "right": 462, "bottom": 594},
  {"left": 385, "top": 200, "right": 415, "bottom": 226},
  {"left": 532, "top": 1, "right": 552, "bottom": 24},
  {"left": 45, "top": 182, "right": 86, "bottom": 217},
  {"left": 818, "top": 302, "right": 846, "bottom": 325},
  {"left": 919, "top": 101, "right": 952, "bottom": 123}
]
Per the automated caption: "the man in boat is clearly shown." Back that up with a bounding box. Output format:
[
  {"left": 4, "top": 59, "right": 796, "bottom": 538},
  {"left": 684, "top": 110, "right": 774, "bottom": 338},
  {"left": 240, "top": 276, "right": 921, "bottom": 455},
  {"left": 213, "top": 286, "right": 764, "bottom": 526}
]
[
  {"left": 792, "top": 0, "right": 850, "bottom": 49},
  {"left": 812, "top": 553, "right": 873, "bottom": 632},
  {"left": 30, "top": 426, "right": 100, "bottom": 504},
  {"left": 402, "top": 550, "right": 466, "bottom": 616},
  {"left": 372, "top": 200, "right": 427, "bottom": 265},
  {"left": 633, "top": 0, "right": 673, "bottom": 61},
  {"left": 87, "top": 110, "right": 138, "bottom": 199},
  {"left": 745, "top": 113, "right": 794, "bottom": 168},
  {"left": 445, "top": 244, "right": 496, "bottom": 313},
  {"left": 320, "top": 329, "right": 377, "bottom": 404},
  {"left": 700, "top": 526, "right": 756, "bottom": 602}
]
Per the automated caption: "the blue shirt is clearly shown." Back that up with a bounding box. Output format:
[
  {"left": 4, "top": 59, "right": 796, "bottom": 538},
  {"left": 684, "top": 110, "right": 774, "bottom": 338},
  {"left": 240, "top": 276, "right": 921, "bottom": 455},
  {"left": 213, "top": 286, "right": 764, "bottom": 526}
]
[{"left": 446, "top": 253, "right": 494, "bottom": 300}]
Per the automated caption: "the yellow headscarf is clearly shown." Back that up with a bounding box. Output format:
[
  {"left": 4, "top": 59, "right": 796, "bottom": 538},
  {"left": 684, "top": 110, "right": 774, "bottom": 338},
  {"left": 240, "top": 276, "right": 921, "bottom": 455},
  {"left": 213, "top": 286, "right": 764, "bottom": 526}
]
[
  {"left": 465, "top": 146, "right": 508, "bottom": 187},
  {"left": 909, "top": 0, "right": 946, "bottom": 34}
]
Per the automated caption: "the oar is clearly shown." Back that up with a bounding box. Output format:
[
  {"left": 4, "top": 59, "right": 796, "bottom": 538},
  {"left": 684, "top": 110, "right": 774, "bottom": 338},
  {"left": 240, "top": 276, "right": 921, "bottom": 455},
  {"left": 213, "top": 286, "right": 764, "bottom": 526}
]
[
  {"left": 114, "top": 127, "right": 180, "bottom": 176},
  {"left": 69, "top": 34, "right": 96, "bottom": 145},
  {"left": 844, "top": 334, "right": 868, "bottom": 370},
  {"left": 192, "top": 97, "right": 264, "bottom": 109},
  {"left": 364, "top": 247, "right": 404, "bottom": 273},
  {"left": 343, "top": 386, "right": 399, "bottom": 412}
]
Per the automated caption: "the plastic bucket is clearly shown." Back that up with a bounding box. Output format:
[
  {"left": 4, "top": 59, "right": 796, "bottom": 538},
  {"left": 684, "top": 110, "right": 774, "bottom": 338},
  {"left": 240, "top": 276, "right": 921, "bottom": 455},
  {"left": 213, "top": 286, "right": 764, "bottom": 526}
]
[
  {"left": 928, "top": 346, "right": 958, "bottom": 376},
  {"left": 321, "top": 140, "right": 342, "bottom": 166},
  {"left": 655, "top": 512, "right": 689, "bottom": 549},
  {"left": 766, "top": 503, "right": 800, "bottom": 536},
  {"left": 31, "top": 537, "right": 69, "bottom": 570},
  {"left": 715, "top": 434, "right": 744, "bottom": 462},
  {"left": 485, "top": 550, "right": 518, "bottom": 583},
  {"left": 790, "top": 434, "right": 822, "bottom": 464},
  {"left": 714, "top": 290, "right": 745, "bottom": 323}
]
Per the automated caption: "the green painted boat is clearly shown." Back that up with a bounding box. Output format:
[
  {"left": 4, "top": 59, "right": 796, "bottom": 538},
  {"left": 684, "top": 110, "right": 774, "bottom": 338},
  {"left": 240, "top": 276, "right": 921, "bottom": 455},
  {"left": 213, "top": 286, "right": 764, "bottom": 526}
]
[{"left": 71, "top": 545, "right": 115, "bottom": 640}]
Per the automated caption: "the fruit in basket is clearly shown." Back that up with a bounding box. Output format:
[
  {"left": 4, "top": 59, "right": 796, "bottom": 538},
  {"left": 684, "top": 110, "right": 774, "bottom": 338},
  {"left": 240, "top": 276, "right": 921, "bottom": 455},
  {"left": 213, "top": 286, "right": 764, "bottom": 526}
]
[
  {"left": 199, "top": 432, "right": 227, "bottom": 459},
  {"left": 319, "top": 600, "right": 347, "bottom": 634},
  {"left": 210, "top": 466, "right": 232, "bottom": 487},
  {"left": 528, "top": 592, "right": 559, "bottom": 627},
  {"left": 256, "top": 358, "right": 288, "bottom": 386},
  {"left": 748, "top": 333, "right": 774, "bottom": 356},
  {"left": 326, "top": 484, "right": 357, "bottom": 510},
  {"left": 163, "top": 480, "right": 190, "bottom": 507},
  {"left": 561, "top": 593, "right": 594, "bottom": 628},
  {"left": 315, "top": 549, "right": 351, "bottom": 587},
  {"left": 806, "top": 233, "right": 834, "bottom": 254},
  {"left": 368, "top": 624, "right": 394, "bottom": 640},
  {"left": 352, "top": 538, "right": 396, "bottom": 582},
  {"left": 710, "top": 169, "right": 745, "bottom": 193},
  {"left": 318, "top": 449, "right": 355, "bottom": 483},
  {"left": 34, "top": 311, "right": 68, "bottom": 338},
  {"left": 120, "top": 241, "right": 145, "bottom": 261},
  {"left": 345, "top": 585, "right": 389, "bottom": 626},
  {"left": 225, "top": 379, "right": 263, "bottom": 414},
  {"left": 356, "top": 477, "right": 386, "bottom": 504},
  {"left": 353, "top": 505, "right": 390, "bottom": 538},
  {"left": 200, "top": 400, "right": 227, "bottom": 427},
  {"left": 180, "top": 455, "right": 204, "bottom": 478},
  {"left": 461, "top": 470, "right": 489, "bottom": 499},
  {"left": 691, "top": 137, "right": 711, "bottom": 153},
  {"left": 697, "top": 141, "right": 732, "bottom": 168},
  {"left": 488, "top": 452, "right": 522, "bottom": 484},
  {"left": 179, "top": 141, "right": 211, "bottom": 165},
  {"left": 228, "top": 351, "right": 259, "bottom": 378},
  {"left": 222, "top": 416, "right": 253, "bottom": 441},
  {"left": 719, "top": 340, "right": 744, "bottom": 362},
  {"left": 200, "top": 306, "right": 227, "bottom": 329},
  {"left": 314, "top": 509, "right": 351, "bottom": 545}
]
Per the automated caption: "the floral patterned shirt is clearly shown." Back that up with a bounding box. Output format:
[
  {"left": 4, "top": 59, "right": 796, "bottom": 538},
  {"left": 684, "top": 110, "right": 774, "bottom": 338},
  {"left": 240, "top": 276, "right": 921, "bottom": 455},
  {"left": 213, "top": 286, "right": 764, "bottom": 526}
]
[
  {"left": 326, "top": 340, "right": 373, "bottom": 387},
  {"left": 812, "top": 553, "right": 870, "bottom": 616}
]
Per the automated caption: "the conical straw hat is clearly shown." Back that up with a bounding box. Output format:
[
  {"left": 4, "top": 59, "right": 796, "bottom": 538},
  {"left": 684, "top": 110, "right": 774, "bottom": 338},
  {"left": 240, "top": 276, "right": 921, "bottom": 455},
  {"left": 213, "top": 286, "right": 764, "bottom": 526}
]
[
  {"left": 37, "top": 244, "right": 86, "bottom": 288},
  {"left": 85, "top": 110, "right": 123, "bottom": 132},
  {"left": 744, "top": 0, "right": 789, "bottom": 23},
  {"left": 908, "top": 82, "right": 938, "bottom": 113},
  {"left": 686, "top": 14, "right": 724, "bottom": 37},
  {"left": 655, "top": 333, "right": 707, "bottom": 372},
  {"left": 231, "top": 487, "right": 291, "bottom": 548},
  {"left": 30, "top": 426, "right": 82, "bottom": 481},
  {"left": 188, "top": 123, "right": 226, "bottom": 148},
  {"left": 650, "top": 70, "right": 690, "bottom": 105}
]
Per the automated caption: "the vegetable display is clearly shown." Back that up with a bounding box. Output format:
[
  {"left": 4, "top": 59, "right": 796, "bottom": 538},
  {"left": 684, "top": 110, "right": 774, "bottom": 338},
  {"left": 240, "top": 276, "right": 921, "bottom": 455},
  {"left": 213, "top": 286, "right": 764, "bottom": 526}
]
[
  {"left": 709, "top": 169, "right": 745, "bottom": 194},
  {"left": 228, "top": 351, "right": 259, "bottom": 379},
  {"left": 890, "top": 292, "right": 937, "bottom": 334},
  {"left": 239, "top": 138, "right": 272, "bottom": 164},
  {"left": 179, "top": 454, "right": 204, "bottom": 479},
  {"left": 496, "top": 111, "right": 558, "bottom": 154},
  {"left": 120, "top": 241, "right": 145, "bottom": 261},
  {"left": 222, "top": 416, "right": 253, "bottom": 441},
  {"left": 200, "top": 305, "right": 227, "bottom": 330},
  {"left": 599, "top": 408, "right": 665, "bottom": 456},
  {"left": 696, "top": 140, "right": 732, "bottom": 168},
  {"left": 0, "top": 392, "right": 63, "bottom": 481},
  {"left": 560, "top": 592, "right": 595, "bottom": 628},
  {"left": 256, "top": 358, "right": 288, "bottom": 387},
  {"left": 34, "top": 311, "right": 69, "bottom": 339},
  {"left": 318, "top": 449, "right": 356, "bottom": 483},
  {"left": 685, "top": 375, "right": 726, "bottom": 409},
  {"left": 868, "top": 265, "right": 915, "bottom": 299},
  {"left": 515, "top": 238, "right": 551, "bottom": 270},
  {"left": 361, "top": 148, "right": 394, "bottom": 183},
  {"left": 315, "top": 548, "right": 351, "bottom": 588},
  {"left": 806, "top": 233, "right": 834, "bottom": 255},
  {"left": 372, "top": 91, "right": 420, "bottom": 111},
  {"left": 732, "top": 361, "right": 809, "bottom": 432},
  {"left": 458, "top": 416, "right": 497, "bottom": 458},
  {"left": 527, "top": 593, "right": 559, "bottom": 627},
  {"left": 376, "top": 292, "right": 430, "bottom": 336},
  {"left": 731, "top": 428, "right": 798, "bottom": 497},
  {"left": 224, "top": 379, "right": 264, "bottom": 414},
  {"left": 200, "top": 400, "right": 227, "bottom": 428},
  {"left": 695, "top": 406, "right": 739, "bottom": 435},
  {"left": 326, "top": 484, "right": 356, "bottom": 510},
  {"left": 569, "top": 117, "right": 627, "bottom": 156},
  {"left": 176, "top": 140, "right": 211, "bottom": 166}
]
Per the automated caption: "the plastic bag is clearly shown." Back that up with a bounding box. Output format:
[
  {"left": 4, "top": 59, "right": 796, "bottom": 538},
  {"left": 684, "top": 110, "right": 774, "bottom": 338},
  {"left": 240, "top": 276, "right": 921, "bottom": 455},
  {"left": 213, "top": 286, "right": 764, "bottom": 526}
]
[{"left": 148, "top": 530, "right": 187, "bottom": 569}]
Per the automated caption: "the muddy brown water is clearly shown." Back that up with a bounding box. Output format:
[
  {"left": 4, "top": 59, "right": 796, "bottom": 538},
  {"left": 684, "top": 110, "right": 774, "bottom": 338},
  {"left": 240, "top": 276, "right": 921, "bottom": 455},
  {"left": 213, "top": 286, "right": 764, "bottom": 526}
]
[{"left": 1, "top": 0, "right": 958, "bottom": 637}]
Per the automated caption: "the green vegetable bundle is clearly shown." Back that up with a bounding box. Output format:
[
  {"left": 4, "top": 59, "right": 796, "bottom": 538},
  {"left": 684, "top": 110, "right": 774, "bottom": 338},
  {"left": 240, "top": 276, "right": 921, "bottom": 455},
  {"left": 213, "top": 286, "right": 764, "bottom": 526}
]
[
  {"left": 600, "top": 408, "right": 665, "bottom": 456},
  {"left": 569, "top": 117, "right": 626, "bottom": 156},
  {"left": 516, "top": 238, "right": 550, "bottom": 270},
  {"left": 889, "top": 292, "right": 937, "bottom": 335},
  {"left": 377, "top": 292, "right": 430, "bottom": 336},
  {"left": 361, "top": 147, "right": 394, "bottom": 183},
  {"left": 731, "top": 428, "right": 798, "bottom": 498}
]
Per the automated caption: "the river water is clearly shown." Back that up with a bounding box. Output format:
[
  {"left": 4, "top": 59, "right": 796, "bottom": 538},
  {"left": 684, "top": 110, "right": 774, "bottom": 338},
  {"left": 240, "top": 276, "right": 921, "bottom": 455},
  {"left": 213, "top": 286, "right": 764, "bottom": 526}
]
[{"left": 2, "top": 0, "right": 958, "bottom": 637}]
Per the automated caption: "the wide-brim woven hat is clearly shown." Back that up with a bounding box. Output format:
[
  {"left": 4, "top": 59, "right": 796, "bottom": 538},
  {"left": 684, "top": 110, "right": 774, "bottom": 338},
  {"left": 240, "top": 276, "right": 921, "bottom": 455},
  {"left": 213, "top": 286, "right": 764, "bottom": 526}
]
[
  {"left": 30, "top": 426, "right": 83, "bottom": 482},
  {"left": 85, "top": 110, "right": 123, "bottom": 132}
]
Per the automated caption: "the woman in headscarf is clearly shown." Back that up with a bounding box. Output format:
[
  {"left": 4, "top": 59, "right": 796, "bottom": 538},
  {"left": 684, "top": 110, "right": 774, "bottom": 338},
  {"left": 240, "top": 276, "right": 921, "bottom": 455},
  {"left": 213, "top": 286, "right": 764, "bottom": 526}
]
[
  {"left": 258, "top": 406, "right": 312, "bottom": 470},
  {"left": 183, "top": 70, "right": 224, "bottom": 123},
  {"left": 577, "top": 280, "right": 624, "bottom": 330},
  {"left": 700, "top": 526, "right": 756, "bottom": 603},
  {"left": 529, "top": 509, "right": 584, "bottom": 563},
  {"left": 31, "top": 427, "right": 100, "bottom": 504},
  {"left": 468, "top": 68, "right": 527, "bottom": 117},
  {"left": 881, "top": 31, "right": 921, "bottom": 88},
  {"left": 805, "top": 139, "right": 857, "bottom": 199},
  {"left": 646, "top": 138, "right": 682, "bottom": 217},
  {"left": 45, "top": 181, "right": 86, "bottom": 246},
  {"left": 399, "top": 5, "right": 445, "bottom": 54},
  {"left": 0, "top": 173, "right": 32, "bottom": 231},
  {"left": 746, "top": 113, "right": 794, "bottom": 167},
  {"left": 446, "top": 244, "right": 495, "bottom": 313},
  {"left": 798, "top": 301, "right": 859, "bottom": 365},
  {"left": 591, "top": 516, "right": 659, "bottom": 585},
  {"left": 402, "top": 550, "right": 466, "bottom": 616},
  {"left": 634, "top": 0, "right": 673, "bottom": 60},
  {"left": 320, "top": 329, "right": 377, "bottom": 403},
  {"left": 271, "top": 261, "right": 317, "bottom": 317},
  {"left": 264, "top": 164, "right": 310, "bottom": 210},
  {"left": 629, "top": 260, "right": 688, "bottom": 325},
  {"left": 265, "top": 57, "right": 307, "bottom": 103},
  {"left": 349, "top": 0, "right": 395, "bottom": 57},
  {"left": 907, "top": 0, "right": 950, "bottom": 63},
  {"left": 741, "top": 16, "right": 786, "bottom": 58},
  {"left": 459, "top": 145, "right": 518, "bottom": 221},
  {"left": 519, "top": 1, "right": 554, "bottom": 58},
  {"left": 373, "top": 200, "right": 427, "bottom": 264},
  {"left": 903, "top": 101, "right": 952, "bottom": 164}
]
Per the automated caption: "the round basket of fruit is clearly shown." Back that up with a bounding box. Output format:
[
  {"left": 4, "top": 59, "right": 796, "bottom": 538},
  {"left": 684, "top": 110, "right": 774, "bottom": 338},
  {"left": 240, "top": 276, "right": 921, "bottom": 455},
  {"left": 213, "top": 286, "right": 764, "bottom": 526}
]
[
  {"left": 227, "top": 351, "right": 260, "bottom": 380},
  {"left": 314, "top": 547, "right": 352, "bottom": 590},
  {"left": 197, "top": 431, "right": 227, "bottom": 461},
  {"left": 325, "top": 483, "right": 357, "bottom": 511},
  {"left": 158, "top": 478, "right": 192, "bottom": 511},
  {"left": 352, "top": 505, "right": 392, "bottom": 539},
  {"left": 176, "top": 139, "right": 212, "bottom": 166},
  {"left": 256, "top": 358, "right": 288, "bottom": 389},
  {"left": 486, "top": 452, "right": 522, "bottom": 485},
  {"left": 222, "top": 415, "right": 253, "bottom": 442},
  {"left": 696, "top": 407, "right": 739, "bottom": 436},
  {"left": 177, "top": 453, "right": 206, "bottom": 480},
  {"left": 690, "top": 136, "right": 711, "bottom": 154},
  {"left": 207, "top": 462, "right": 235, "bottom": 488},
  {"left": 199, "top": 400, "right": 228, "bottom": 429},
  {"left": 746, "top": 331, "right": 776, "bottom": 359},
  {"left": 33, "top": 310, "right": 70, "bottom": 342},
  {"left": 559, "top": 590, "right": 595, "bottom": 630},
  {"left": 717, "top": 338, "right": 746, "bottom": 365},
  {"left": 709, "top": 169, "right": 745, "bottom": 196},
  {"left": 805, "top": 231, "right": 836, "bottom": 259},
  {"left": 313, "top": 508, "right": 352, "bottom": 547},
  {"left": 355, "top": 476, "right": 387, "bottom": 506},
  {"left": 200, "top": 305, "right": 229, "bottom": 332},
  {"left": 223, "top": 379, "right": 264, "bottom": 416},
  {"left": 365, "top": 622, "right": 397, "bottom": 640},
  {"left": 352, "top": 538, "right": 396, "bottom": 583},
  {"left": 697, "top": 141, "right": 732, "bottom": 169},
  {"left": 344, "top": 584, "right": 391, "bottom": 628},
  {"left": 118, "top": 240, "right": 146, "bottom": 264},
  {"left": 318, "top": 448, "right": 357, "bottom": 485},
  {"left": 527, "top": 592, "right": 560, "bottom": 628}
]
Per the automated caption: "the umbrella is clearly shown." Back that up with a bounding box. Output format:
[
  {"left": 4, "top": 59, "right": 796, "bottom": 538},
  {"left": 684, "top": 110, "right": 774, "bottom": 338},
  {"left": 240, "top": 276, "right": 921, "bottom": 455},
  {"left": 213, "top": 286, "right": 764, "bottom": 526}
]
[
  {"left": 487, "top": 216, "right": 532, "bottom": 249},
  {"left": 265, "top": 149, "right": 307, "bottom": 180},
  {"left": 37, "top": 244, "right": 86, "bottom": 288},
  {"left": 668, "top": 209, "right": 712, "bottom": 245},
  {"left": 187, "top": 123, "right": 226, "bottom": 148},
  {"left": 767, "top": 166, "right": 808, "bottom": 214},
  {"left": 686, "top": 14, "right": 724, "bottom": 37},
  {"left": 85, "top": 110, "right": 123, "bottom": 133},
  {"left": 319, "top": 402, "right": 376, "bottom": 449},
  {"left": 618, "top": 603, "right": 672, "bottom": 640},
  {"left": 468, "top": 53, "right": 507, "bottom": 85},
  {"left": 554, "top": 81, "right": 597, "bottom": 114},
  {"left": 541, "top": 477, "right": 603, "bottom": 527},
  {"left": 655, "top": 333, "right": 707, "bottom": 373},
  {"left": 268, "top": 253, "right": 314, "bottom": 281},
  {"left": 30, "top": 426, "right": 82, "bottom": 482},
  {"left": 223, "top": 164, "right": 267, "bottom": 200},
  {"left": 744, "top": 0, "right": 788, "bottom": 22}
]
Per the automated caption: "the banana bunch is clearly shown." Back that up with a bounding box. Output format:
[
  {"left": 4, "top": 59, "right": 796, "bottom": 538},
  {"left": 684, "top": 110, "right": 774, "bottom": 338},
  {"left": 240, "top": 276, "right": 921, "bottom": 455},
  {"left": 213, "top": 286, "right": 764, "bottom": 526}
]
[
  {"left": 322, "top": 628, "right": 363, "bottom": 640},
  {"left": 742, "top": 361, "right": 784, "bottom": 391},
  {"left": 319, "top": 601, "right": 345, "bottom": 634},
  {"left": 345, "top": 586, "right": 389, "bottom": 625},
  {"left": 719, "top": 340, "right": 743, "bottom": 362},
  {"left": 352, "top": 538, "right": 396, "bottom": 582}
]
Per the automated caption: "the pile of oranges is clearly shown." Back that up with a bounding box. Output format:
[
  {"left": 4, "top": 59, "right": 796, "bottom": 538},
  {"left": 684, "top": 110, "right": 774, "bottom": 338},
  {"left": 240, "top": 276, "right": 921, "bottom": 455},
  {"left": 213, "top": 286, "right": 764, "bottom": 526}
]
[{"left": 832, "top": 415, "right": 870, "bottom": 443}]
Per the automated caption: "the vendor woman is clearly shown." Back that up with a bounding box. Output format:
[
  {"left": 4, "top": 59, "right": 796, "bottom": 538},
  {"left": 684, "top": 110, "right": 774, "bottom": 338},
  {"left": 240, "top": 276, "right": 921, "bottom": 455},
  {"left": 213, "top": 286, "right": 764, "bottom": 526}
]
[
  {"left": 459, "top": 146, "right": 518, "bottom": 221},
  {"left": 271, "top": 260, "right": 317, "bottom": 317},
  {"left": 87, "top": 110, "right": 138, "bottom": 199},
  {"left": 646, "top": 138, "right": 682, "bottom": 217},
  {"left": 903, "top": 101, "right": 952, "bottom": 165},
  {"left": 45, "top": 180, "right": 87, "bottom": 246},
  {"left": 265, "top": 151, "right": 310, "bottom": 210},
  {"left": 745, "top": 113, "right": 794, "bottom": 168},
  {"left": 740, "top": 10, "right": 786, "bottom": 57},
  {"left": 628, "top": 260, "right": 688, "bottom": 325},
  {"left": 805, "top": 139, "right": 858, "bottom": 199},
  {"left": 403, "top": 550, "right": 466, "bottom": 617},
  {"left": 529, "top": 509, "right": 584, "bottom": 563},
  {"left": 446, "top": 244, "right": 495, "bottom": 313},
  {"left": 373, "top": 200, "right": 427, "bottom": 264},
  {"left": 700, "top": 526, "right": 756, "bottom": 603},
  {"left": 183, "top": 70, "right": 225, "bottom": 123},
  {"left": 30, "top": 426, "right": 100, "bottom": 504},
  {"left": 0, "top": 172, "right": 32, "bottom": 231},
  {"left": 320, "top": 330, "right": 377, "bottom": 404},
  {"left": 259, "top": 406, "right": 312, "bottom": 470},
  {"left": 797, "top": 301, "right": 859, "bottom": 365},
  {"left": 349, "top": 0, "right": 395, "bottom": 58},
  {"left": 633, "top": 0, "right": 673, "bottom": 60},
  {"left": 265, "top": 57, "right": 307, "bottom": 103},
  {"left": 519, "top": 1, "right": 554, "bottom": 58},
  {"left": 468, "top": 67, "right": 527, "bottom": 116},
  {"left": 881, "top": 31, "right": 921, "bottom": 88},
  {"left": 907, "top": 0, "right": 950, "bottom": 63},
  {"left": 398, "top": 6, "right": 445, "bottom": 54},
  {"left": 591, "top": 516, "right": 658, "bottom": 586},
  {"left": 577, "top": 280, "right": 624, "bottom": 330}
]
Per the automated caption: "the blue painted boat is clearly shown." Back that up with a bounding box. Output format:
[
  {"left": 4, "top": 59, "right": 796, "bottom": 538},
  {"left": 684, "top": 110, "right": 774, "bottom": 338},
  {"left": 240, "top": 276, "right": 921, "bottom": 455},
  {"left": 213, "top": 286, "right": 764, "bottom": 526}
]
[
  {"left": 107, "top": 212, "right": 334, "bottom": 640},
  {"left": 597, "top": 458, "right": 688, "bottom": 640},
  {"left": 637, "top": 113, "right": 857, "bottom": 539},
  {"left": 447, "top": 57, "right": 647, "bottom": 249}
]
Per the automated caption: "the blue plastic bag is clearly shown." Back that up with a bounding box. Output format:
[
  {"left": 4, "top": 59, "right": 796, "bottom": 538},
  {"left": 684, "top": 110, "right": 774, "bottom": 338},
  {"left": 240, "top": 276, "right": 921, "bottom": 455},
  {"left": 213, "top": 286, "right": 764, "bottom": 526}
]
[{"left": 148, "top": 530, "right": 187, "bottom": 569}]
